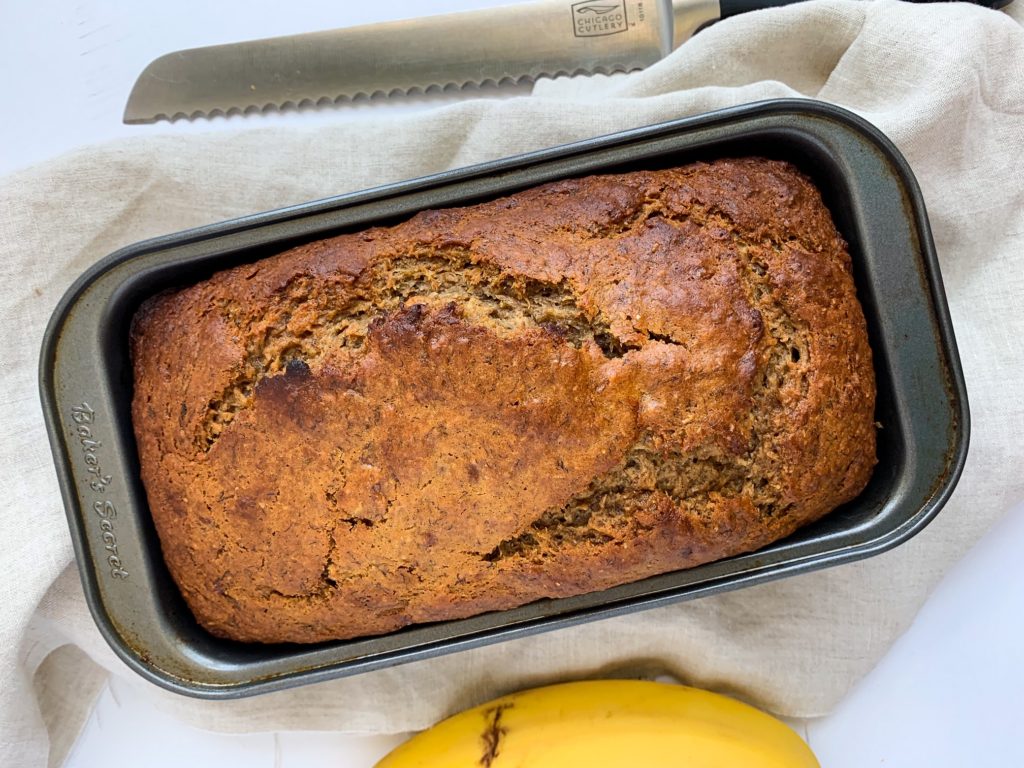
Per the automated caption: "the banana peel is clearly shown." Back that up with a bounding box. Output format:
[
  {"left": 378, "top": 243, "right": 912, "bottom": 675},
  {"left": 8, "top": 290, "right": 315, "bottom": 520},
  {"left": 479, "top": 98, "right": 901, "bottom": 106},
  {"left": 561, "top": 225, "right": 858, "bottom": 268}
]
[{"left": 375, "top": 679, "right": 819, "bottom": 767}]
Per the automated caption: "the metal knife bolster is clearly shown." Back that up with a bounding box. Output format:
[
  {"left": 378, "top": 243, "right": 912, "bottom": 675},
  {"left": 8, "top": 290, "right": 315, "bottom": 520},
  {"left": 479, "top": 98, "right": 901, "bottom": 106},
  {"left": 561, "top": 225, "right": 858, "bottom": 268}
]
[{"left": 124, "top": 0, "right": 722, "bottom": 123}]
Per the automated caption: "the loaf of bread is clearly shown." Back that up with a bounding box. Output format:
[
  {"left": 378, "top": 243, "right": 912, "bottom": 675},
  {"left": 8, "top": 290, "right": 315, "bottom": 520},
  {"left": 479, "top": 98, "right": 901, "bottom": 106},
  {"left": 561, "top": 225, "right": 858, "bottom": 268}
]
[{"left": 130, "top": 158, "right": 876, "bottom": 644}]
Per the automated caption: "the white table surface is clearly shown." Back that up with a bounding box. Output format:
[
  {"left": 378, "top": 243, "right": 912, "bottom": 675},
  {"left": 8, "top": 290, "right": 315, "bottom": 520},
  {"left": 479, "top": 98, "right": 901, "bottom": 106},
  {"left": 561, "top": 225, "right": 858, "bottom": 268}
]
[{"left": 5, "top": 2, "right": 1021, "bottom": 765}]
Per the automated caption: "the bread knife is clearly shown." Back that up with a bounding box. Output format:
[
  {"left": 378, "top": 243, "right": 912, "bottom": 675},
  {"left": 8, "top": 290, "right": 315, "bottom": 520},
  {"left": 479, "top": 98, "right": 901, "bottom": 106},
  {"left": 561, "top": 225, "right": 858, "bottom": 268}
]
[{"left": 123, "top": 0, "right": 1013, "bottom": 124}]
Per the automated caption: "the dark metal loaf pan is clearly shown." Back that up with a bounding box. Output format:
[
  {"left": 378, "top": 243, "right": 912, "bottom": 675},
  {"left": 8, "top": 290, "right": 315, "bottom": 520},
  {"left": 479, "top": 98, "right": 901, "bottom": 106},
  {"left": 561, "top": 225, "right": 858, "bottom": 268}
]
[{"left": 40, "top": 99, "right": 969, "bottom": 699}]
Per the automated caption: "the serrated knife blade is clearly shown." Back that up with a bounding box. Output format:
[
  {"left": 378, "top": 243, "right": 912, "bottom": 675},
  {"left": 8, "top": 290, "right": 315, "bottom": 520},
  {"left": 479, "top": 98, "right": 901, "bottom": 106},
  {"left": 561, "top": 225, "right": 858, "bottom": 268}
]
[
  {"left": 124, "top": 0, "right": 1014, "bottom": 124},
  {"left": 123, "top": 0, "right": 721, "bottom": 124}
]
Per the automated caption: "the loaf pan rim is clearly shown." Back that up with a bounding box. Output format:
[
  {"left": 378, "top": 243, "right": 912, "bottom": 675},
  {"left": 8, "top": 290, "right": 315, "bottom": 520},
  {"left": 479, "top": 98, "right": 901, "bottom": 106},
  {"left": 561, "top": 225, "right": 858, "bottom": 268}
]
[{"left": 39, "top": 97, "right": 969, "bottom": 698}]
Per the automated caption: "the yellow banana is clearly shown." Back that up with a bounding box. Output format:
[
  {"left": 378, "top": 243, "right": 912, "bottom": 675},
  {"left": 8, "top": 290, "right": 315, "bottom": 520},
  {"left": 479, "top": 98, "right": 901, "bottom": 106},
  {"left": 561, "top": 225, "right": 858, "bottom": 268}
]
[{"left": 374, "top": 679, "right": 818, "bottom": 767}]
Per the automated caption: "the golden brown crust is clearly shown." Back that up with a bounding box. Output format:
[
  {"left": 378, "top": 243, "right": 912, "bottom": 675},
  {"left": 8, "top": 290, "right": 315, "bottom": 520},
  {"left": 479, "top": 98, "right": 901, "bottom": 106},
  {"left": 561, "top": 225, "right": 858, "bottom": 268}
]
[{"left": 130, "top": 158, "right": 876, "bottom": 643}]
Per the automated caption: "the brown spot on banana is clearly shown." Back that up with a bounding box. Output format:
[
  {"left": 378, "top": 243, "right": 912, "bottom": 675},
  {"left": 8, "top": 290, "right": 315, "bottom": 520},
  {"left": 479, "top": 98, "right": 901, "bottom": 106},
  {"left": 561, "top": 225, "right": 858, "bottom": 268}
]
[{"left": 480, "top": 703, "right": 512, "bottom": 766}]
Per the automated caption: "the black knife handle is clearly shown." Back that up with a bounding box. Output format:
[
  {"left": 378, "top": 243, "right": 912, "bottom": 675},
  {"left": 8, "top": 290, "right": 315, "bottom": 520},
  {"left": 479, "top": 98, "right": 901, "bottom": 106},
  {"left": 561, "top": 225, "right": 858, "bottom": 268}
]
[
  {"left": 718, "top": 0, "right": 800, "bottom": 17},
  {"left": 719, "top": 0, "right": 1014, "bottom": 20}
]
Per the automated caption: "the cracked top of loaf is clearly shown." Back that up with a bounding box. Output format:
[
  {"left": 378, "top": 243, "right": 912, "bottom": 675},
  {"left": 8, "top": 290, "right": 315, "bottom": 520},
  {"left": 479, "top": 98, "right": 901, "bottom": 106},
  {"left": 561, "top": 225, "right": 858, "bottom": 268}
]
[{"left": 130, "top": 157, "right": 877, "bottom": 644}]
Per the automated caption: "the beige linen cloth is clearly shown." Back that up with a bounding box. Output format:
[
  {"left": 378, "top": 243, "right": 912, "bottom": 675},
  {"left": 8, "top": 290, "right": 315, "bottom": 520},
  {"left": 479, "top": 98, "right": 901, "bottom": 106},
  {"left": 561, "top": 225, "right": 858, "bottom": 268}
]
[{"left": 3, "top": 0, "right": 1024, "bottom": 764}]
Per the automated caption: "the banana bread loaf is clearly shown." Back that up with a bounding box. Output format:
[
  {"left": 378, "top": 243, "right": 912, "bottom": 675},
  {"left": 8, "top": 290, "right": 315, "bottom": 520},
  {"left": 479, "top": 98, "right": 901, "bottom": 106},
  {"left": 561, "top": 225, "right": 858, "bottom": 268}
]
[{"left": 130, "top": 158, "right": 877, "bottom": 644}]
